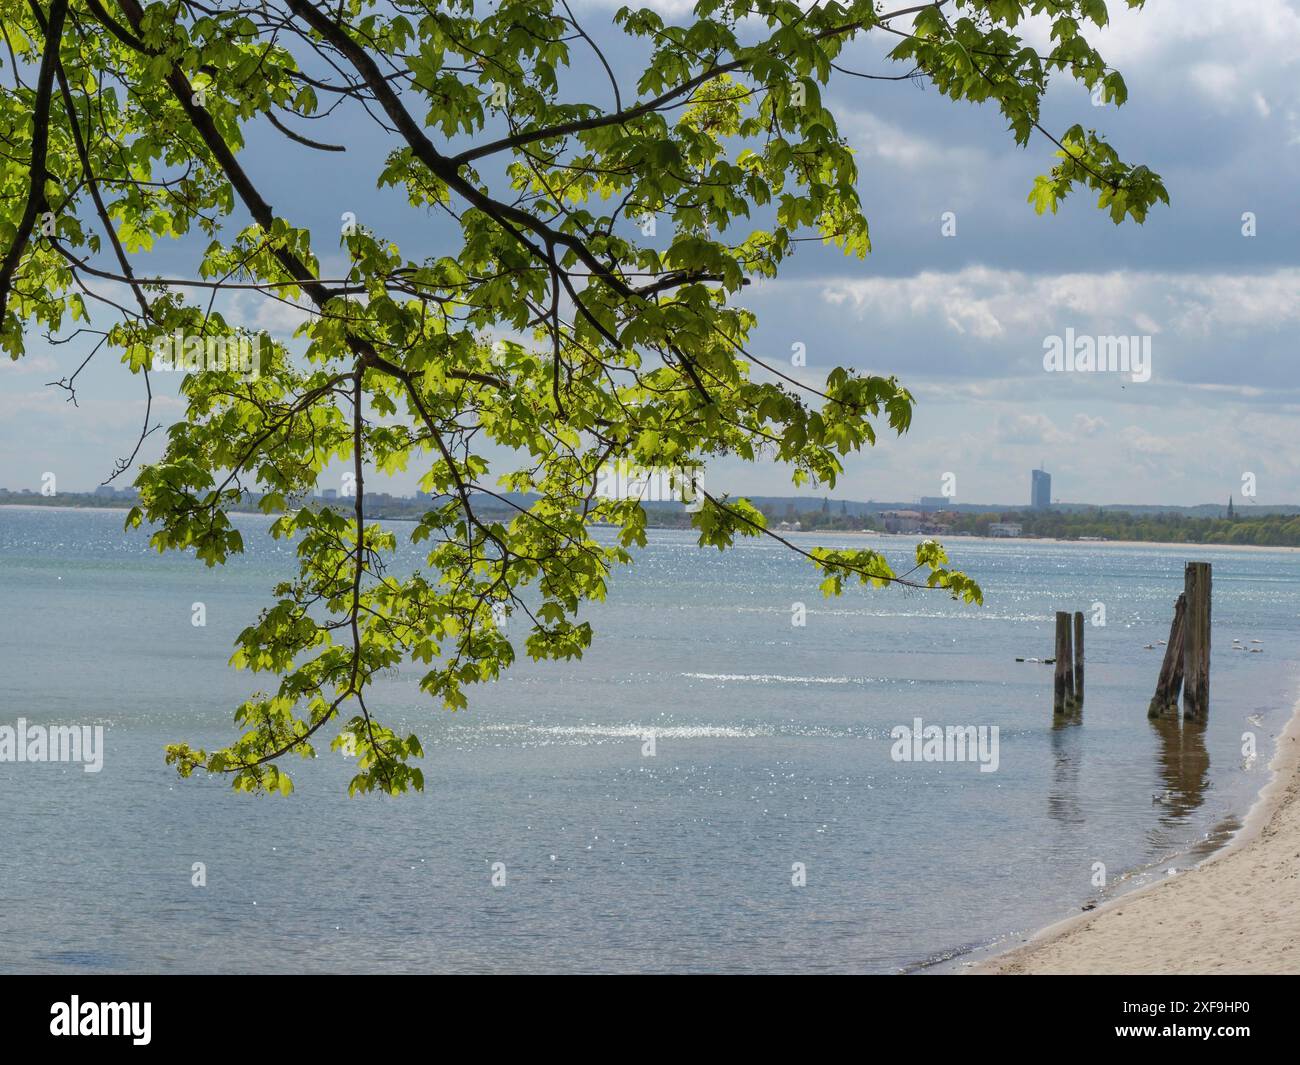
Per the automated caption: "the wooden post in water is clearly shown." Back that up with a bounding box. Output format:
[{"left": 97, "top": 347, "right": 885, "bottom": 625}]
[
  {"left": 1073, "top": 610, "right": 1085, "bottom": 707},
  {"left": 1063, "top": 614, "right": 1076, "bottom": 710},
  {"left": 1148, "top": 593, "right": 1186, "bottom": 719},
  {"left": 1054, "top": 611, "right": 1071, "bottom": 715},
  {"left": 1183, "top": 562, "right": 1212, "bottom": 722}
]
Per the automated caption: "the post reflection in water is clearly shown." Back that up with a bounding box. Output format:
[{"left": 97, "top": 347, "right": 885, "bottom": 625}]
[
  {"left": 1047, "top": 709, "right": 1085, "bottom": 827},
  {"left": 1046, "top": 709, "right": 1211, "bottom": 836},
  {"left": 1150, "top": 713, "right": 1210, "bottom": 824}
]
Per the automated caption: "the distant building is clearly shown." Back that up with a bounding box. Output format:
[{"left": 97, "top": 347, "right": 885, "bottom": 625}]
[
  {"left": 918, "top": 496, "right": 947, "bottom": 511},
  {"left": 320, "top": 488, "right": 338, "bottom": 501},
  {"left": 881, "top": 509, "right": 923, "bottom": 534},
  {"left": 1031, "top": 468, "right": 1051, "bottom": 510},
  {"left": 989, "top": 522, "right": 1022, "bottom": 538},
  {"left": 94, "top": 485, "right": 118, "bottom": 498},
  {"left": 1227, "top": 496, "right": 1235, "bottom": 519}
]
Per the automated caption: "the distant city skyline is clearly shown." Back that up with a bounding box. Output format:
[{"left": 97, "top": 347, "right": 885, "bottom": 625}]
[{"left": 4, "top": 482, "right": 1294, "bottom": 516}]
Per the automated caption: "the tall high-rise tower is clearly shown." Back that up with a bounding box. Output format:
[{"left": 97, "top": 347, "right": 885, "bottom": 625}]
[{"left": 1031, "top": 468, "right": 1052, "bottom": 510}]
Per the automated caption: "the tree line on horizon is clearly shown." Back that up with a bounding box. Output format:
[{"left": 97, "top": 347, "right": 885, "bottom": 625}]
[{"left": 944, "top": 509, "right": 1300, "bottom": 547}]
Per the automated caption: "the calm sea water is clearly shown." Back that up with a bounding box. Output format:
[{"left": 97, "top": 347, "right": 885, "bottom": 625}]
[{"left": 1, "top": 505, "right": 1297, "bottom": 973}]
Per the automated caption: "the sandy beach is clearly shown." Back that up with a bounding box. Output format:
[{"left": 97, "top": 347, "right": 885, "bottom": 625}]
[{"left": 979, "top": 700, "right": 1300, "bottom": 975}]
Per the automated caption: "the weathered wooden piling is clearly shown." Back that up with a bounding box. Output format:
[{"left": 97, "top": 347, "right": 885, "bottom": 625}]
[
  {"left": 1148, "top": 592, "right": 1186, "bottom": 719},
  {"left": 1073, "top": 610, "right": 1085, "bottom": 706},
  {"left": 1183, "top": 562, "right": 1212, "bottom": 721},
  {"left": 1064, "top": 621, "right": 1075, "bottom": 704},
  {"left": 1054, "top": 611, "right": 1072, "bottom": 714}
]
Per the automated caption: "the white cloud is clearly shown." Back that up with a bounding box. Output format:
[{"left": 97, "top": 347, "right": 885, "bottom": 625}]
[
  {"left": 995, "top": 412, "right": 1065, "bottom": 445},
  {"left": 1029, "top": 0, "right": 1300, "bottom": 67},
  {"left": 226, "top": 290, "right": 314, "bottom": 338},
  {"left": 1118, "top": 425, "right": 1179, "bottom": 474},
  {"left": 1073, "top": 413, "right": 1108, "bottom": 437},
  {"left": 819, "top": 266, "right": 1300, "bottom": 339},
  {"left": 1187, "top": 62, "right": 1240, "bottom": 108},
  {"left": 0, "top": 354, "right": 58, "bottom": 376},
  {"left": 838, "top": 110, "right": 986, "bottom": 171}
]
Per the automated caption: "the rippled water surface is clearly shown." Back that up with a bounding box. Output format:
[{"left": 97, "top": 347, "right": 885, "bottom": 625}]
[{"left": 1, "top": 506, "right": 1297, "bottom": 973}]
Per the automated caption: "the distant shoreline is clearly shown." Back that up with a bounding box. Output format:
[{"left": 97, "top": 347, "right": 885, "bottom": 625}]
[
  {"left": 780, "top": 526, "right": 1300, "bottom": 554},
  {"left": 941, "top": 532, "right": 1300, "bottom": 554},
  {"left": 6, "top": 503, "right": 1300, "bottom": 554}
]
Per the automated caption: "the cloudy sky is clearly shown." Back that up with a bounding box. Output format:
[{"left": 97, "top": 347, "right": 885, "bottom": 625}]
[{"left": 2, "top": 0, "right": 1297, "bottom": 506}]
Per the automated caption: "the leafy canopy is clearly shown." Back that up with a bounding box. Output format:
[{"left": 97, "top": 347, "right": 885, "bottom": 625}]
[{"left": 0, "top": 0, "right": 1165, "bottom": 794}]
